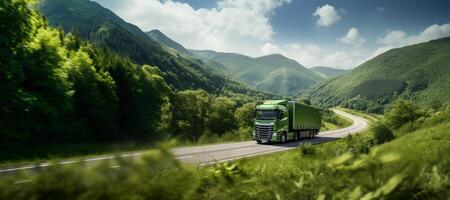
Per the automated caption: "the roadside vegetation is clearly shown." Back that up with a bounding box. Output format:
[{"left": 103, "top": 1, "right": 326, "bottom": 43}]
[
  {"left": 337, "top": 107, "right": 383, "bottom": 123},
  {"left": 1, "top": 0, "right": 274, "bottom": 163},
  {"left": 1, "top": 99, "right": 448, "bottom": 199},
  {"left": 320, "top": 108, "right": 352, "bottom": 131}
]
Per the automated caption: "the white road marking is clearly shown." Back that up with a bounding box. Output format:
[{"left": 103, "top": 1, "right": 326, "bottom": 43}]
[{"left": 176, "top": 155, "right": 193, "bottom": 159}]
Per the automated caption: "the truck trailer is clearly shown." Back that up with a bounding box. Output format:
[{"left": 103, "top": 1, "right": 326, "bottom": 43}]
[{"left": 252, "top": 100, "right": 321, "bottom": 144}]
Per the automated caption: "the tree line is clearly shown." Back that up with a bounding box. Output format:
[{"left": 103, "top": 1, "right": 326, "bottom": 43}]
[{"left": 0, "top": 0, "right": 261, "bottom": 153}]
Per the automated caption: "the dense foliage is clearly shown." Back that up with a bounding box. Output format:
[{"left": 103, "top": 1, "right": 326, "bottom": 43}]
[
  {"left": 305, "top": 37, "right": 450, "bottom": 113},
  {"left": 168, "top": 90, "right": 259, "bottom": 143},
  {"left": 1, "top": 105, "right": 449, "bottom": 200},
  {"left": 0, "top": 0, "right": 170, "bottom": 153}
]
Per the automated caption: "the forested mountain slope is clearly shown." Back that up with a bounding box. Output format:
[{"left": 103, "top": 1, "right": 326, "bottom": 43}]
[
  {"left": 310, "top": 66, "right": 349, "bottom": 79},
  {"left": 192, "top": 50, "right": 324, "bottom": 95},
  {"left": 1, "top": 0, "right": 175, "bottom": 150},
  {"left": 147, "top": 29, "right": 194, "bottom": 57},
  {"left": 305, "top": 37, "right": 450, "bottom": 112},
  {"left": 39, "top": 0, "right": 248, "bottom": 93}
]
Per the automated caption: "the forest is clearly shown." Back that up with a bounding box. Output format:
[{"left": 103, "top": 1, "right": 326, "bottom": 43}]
[{"left": 0, "top": 0, "right": 296, "bottom": 162}]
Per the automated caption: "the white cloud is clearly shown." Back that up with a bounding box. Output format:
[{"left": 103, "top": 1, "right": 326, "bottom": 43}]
[
  {"left": 283, "top": 43, "right": 367, "bottom": 69},
  {"left": 313, "top": 4, "right": 341, "bottom": 27},
  {"left": 376, "top": 6, "right": 385, "bottom": 13},
  {"left": 374, "top": 23, "right": 450, "bottom": 56},
  {"left": 340, "top": 27, "right": 366, "bottom": 47},
  {"left": 94, "top": 0, "right": 290, "bottom": 57},
  {"left": 376, "top": 30, "right": 407, "bottom": 46},
  {"left": 261, "top": 42, "right": 284, "bottom": 55}
]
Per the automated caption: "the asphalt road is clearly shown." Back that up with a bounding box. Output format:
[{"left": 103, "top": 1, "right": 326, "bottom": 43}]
[
  {"left": 1, "top": 109, "right": 368, "bottom": 179},
  {"left": 173, "top": 109, "right": 369, "bottom": 165}
]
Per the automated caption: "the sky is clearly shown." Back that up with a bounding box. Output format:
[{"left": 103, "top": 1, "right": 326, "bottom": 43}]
[{"left": 93, "top": 0, "right": 450, "bottom": 69}]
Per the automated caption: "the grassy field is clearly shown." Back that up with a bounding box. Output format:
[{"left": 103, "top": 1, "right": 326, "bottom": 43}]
[
  {"left": 1, "top": 120, "right": 448, "bottom": 199},
  {"left": 320, "top": 109, "right": 353, "bottom": 131}
]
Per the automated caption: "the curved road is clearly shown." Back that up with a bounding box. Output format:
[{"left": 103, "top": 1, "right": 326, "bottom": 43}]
[
  {"left": 173, "top": 109, "right": 368, "bottom": 165},
  {"left": 1, "top": 109, "right": 368, "bottom": 178}
]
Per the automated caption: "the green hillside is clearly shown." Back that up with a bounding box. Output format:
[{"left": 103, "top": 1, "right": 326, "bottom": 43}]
[
  {"left": 192, "top": 50, "right": 325, "bottom": 95},
  {"left": 146, "top": 29, "right": 194, "bottom": 56},
  {"left": 305, "top": 37, "right": 450, "bottom": 112},
  {"left": 146, "top": 30, "right": 233, "bottom": 76},
  {"left": 38, "top": 0, "right": 248, "bottom": 93},
  {"left": 310, "top": 66, "right": 349, "bottom": 79}
]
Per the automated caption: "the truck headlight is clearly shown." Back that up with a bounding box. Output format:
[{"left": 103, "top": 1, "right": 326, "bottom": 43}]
[
  {"left": 252, "top": 130, "right": 255, "bottom": 136},
  {"left": 272, "top": 132, "right": 277, "bottom": 137}
]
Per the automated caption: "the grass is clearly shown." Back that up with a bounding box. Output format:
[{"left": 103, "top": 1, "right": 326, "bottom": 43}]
[
  {"left": 320, "top": 108, "right": 353, "bottom": 131},
  {"left": 223, "top": 122, "right": 449, "bottom": 199},
  {"left": 337, "top": 107, "right": 383, "bottom": 123},
  {"left": 2, "top": 120, "right": 448, "bottom": 199}
]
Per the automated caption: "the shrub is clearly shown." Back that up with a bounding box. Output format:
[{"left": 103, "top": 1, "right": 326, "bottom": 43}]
[
  {"left": 385, "top": 98, "right": 424, "bottom": 130},
  {"left": 299, "top": 142, "right": 316, "bottom": 156},
  {"left": 339, "top": 133, "right": 374, "bottom": 154},
  {"left": 370, "top": 122, "right": 395, "bottom": 145},
  {"left": 423, "top": 103, "right": 450, "bottom": 127}
]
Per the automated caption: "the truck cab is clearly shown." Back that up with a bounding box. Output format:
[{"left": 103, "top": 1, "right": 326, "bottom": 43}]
[{"left": 253, "top": 100, "right": 289, "bottom": 143}]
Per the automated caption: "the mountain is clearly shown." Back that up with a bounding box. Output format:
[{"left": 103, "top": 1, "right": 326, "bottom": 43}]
[
  {"left": 146, "top": 30, "right": 231, "bottom": 74},
  {"left": 310, "top": 66, "right": 349, "bottom": 79},
  {"left": 146, "top": 29, "right": 194, "bottom": 56},
  {"left": 305, "top": 37, "right": 450, "bottom": 113},
  {"left": 38, "top": 0, "right": 248, "bottom": 93},
  {"left": 191, "top": 50, "right": 325, "bottom": 95}
]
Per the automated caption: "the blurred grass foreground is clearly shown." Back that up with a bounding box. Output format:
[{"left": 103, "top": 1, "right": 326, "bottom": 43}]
[{"left": 1, "top": 121, "right": 449, "bottom": 200}]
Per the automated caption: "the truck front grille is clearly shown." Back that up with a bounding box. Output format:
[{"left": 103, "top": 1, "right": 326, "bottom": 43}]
[{"left": 256, "top": 125, "right": 273, "bottom": 141}]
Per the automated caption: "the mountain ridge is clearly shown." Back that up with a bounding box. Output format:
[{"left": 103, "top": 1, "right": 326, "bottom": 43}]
[
  {"left": 39, "top": 0, "right": 250, "bottom": 94},
  {"left": 144, "top": 29, "right": 324, "bottom": 95},
  {"left": 146, "top": 29, "right": 194, "bottom": 56},
  {"left": 310, "top": 66, "right": 349, "bottom": 79},
  {"left": 190, "top": 49, "right": 325, "bottom": 95},
  {"left": 305, "top": 37, "right": 450, "bottom": 112}
]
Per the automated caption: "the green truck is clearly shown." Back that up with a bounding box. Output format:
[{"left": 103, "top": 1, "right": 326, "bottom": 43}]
[{"left": 252, "top": 100, "right": 321, "bottom": 144}]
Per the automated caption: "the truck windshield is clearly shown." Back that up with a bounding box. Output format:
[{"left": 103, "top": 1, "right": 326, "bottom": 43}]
[{"left": 255, "top": 110, "right": 278, "bottom": 120}]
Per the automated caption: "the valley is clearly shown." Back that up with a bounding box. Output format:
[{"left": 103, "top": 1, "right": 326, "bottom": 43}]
[{"left": 0, "top": 0, "right": 449, "bottom": 199}]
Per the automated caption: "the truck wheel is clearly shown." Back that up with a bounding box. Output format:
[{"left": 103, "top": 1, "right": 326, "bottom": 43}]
[
  {"left": 257, "top": 140, "right": 262, "bottom": 144},
  {"left": 280, "top": 134, "right": 287, "bottom": 144}
]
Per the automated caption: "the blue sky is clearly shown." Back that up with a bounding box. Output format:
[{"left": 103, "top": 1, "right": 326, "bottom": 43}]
[{"left": 94, "top": 0, "right": 450, "bottom": 69}]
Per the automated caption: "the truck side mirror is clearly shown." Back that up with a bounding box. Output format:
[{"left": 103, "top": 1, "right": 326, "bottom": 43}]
[{"left": 278, "top": 111, "right": 284, "bottom": 119}]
